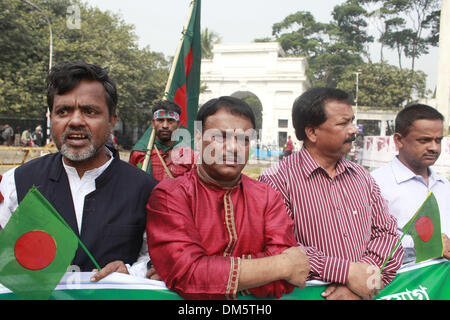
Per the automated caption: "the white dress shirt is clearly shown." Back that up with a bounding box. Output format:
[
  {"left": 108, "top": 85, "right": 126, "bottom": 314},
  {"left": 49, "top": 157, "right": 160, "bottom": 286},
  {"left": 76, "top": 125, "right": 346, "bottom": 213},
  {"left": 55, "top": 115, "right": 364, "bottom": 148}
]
[
  {"left": 0, "top": 153, "right": 149, "bottom": 278},
  {"left": 371, "top": 156, "right": 450, "bottom": 249}
]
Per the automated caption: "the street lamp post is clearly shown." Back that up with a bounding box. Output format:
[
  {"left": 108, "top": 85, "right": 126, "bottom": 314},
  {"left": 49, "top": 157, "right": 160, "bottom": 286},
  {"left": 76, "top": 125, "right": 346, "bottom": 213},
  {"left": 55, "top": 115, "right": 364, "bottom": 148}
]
[
  {"left": 23, "top": 0, "right": 53, "bottom": 145},
  {"left": 354, "top": 70, "right": 361, "bottom": 128}
]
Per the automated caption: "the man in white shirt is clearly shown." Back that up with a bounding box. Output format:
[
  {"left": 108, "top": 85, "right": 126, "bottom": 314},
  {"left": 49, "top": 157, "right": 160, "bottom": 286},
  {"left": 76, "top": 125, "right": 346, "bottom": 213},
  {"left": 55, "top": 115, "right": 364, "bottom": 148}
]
[
  {"left": 0, "top": 61, "right": 157, "bottom": 280},
  {"left": 371, "top": 104, "right": 450, "bottom": 263}
]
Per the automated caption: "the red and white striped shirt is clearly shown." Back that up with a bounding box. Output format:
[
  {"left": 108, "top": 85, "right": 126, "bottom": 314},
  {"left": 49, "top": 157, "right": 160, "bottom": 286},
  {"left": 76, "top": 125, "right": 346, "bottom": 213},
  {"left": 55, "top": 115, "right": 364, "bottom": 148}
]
[{"left": 259, "top": 147, "right": 404, "bottom": 286}]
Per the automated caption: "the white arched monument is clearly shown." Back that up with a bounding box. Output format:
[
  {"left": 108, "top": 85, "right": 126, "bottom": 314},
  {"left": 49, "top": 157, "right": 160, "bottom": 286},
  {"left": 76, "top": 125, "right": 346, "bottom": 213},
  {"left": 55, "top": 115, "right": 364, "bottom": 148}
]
[{"left": 199, "top": 42, "right": 310, "bottom": 147}]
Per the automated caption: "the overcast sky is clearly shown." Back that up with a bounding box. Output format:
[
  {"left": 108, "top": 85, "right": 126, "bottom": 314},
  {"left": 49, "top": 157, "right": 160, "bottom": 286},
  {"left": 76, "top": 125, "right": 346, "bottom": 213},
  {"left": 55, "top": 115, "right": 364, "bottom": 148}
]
[{"left": 84, "top": 0, "right": 439, "bottom": 91}]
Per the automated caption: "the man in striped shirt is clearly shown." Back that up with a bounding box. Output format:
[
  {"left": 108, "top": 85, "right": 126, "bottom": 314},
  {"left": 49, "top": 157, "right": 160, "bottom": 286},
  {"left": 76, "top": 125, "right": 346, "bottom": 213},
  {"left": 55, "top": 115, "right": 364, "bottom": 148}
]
[{"left": 259, "top": 87, "right": 404, "bottom": 300}]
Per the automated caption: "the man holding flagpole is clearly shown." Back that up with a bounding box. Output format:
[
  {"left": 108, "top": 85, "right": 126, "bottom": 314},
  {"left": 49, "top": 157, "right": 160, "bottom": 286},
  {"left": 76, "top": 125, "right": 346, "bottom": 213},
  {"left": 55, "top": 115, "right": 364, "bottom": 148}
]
[
  {"left": 135, "top": 0, "right": 201, "bottom": 176},
  {"left": 129, "top": 100, "right": 196, "bottom": 181}
]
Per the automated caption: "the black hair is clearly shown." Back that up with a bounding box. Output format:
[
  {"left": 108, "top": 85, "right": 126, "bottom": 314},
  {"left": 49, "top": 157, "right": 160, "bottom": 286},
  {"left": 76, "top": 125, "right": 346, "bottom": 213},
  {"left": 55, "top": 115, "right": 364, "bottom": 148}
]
[
  {"left": 151, "top": 100, "right": 182, "bottom": 116},
  {"left": 292, "top": 87, "right": 352, "bottom": 141},
  {"left": 46, "top": 61, "right": 118, "bottom": 117},
  {"left": 196, "top": 96, "right": 256, "bottom": 129},
  {"left": 395, "top": 103, "right": 444, "bottom": 136}
]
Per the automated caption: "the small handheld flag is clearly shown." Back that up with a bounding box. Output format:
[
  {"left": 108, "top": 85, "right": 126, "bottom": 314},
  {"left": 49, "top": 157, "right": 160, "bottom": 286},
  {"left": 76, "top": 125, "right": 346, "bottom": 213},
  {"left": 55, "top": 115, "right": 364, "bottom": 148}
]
[
  {"left": 0, "top": 187, "right": 99, "bottom": 299},
  {"left": 402, "top": 192, "right": 443, "bottom": 262},
  {"left": 380, "top": 192, "right": 443, "bottom": 272}
]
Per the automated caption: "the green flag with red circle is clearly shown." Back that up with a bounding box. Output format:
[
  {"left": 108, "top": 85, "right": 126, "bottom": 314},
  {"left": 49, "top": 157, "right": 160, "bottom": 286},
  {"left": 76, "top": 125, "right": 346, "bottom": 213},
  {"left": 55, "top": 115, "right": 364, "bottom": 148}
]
[
  {"left": 165, "top": 0, "right": 201, "bottom": 138},
  {"left": 0, "top": 187, "right": 78, "bottom": 300},
  {"left": 130, "top": 0, "right": 201, "bottom": 172},
  {"left": 403, "top": 192, "right": 444, "bottom": 263}
]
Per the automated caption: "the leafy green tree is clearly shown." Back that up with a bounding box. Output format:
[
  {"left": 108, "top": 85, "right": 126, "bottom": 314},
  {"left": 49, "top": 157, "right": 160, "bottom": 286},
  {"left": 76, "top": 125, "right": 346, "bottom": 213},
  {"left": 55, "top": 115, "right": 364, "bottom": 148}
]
[
  {"left": 0, "top": 0, "right": 60, "bottom": 118},
  {"left": 272, "top": 11, "right": 328, "bottom": 57},
  {"left": 269, "top": 0, "right": 435, "bottom": 105},
  {"left": 201, "top": 28, "right": 221, "bottom": 59},
  {"left": 271, "top": 2, "right": 372, "bottom": 87},
  {"left": 242, "top": 95, "right": 262, "bottom": 132},
  {"left": 338, "top": 62, "right": 428, "bottom": 108},
  {"left": 332, "top": 0, "right": 374, "bottom": 54},
  {"left": 0, "top": 0, "right": 169, "bottom": 131},
  {"left": 230, "top": 92, "right": 262, "bottom": 132},
  {"left": 361, "top": 0, "right": 440, "bottom": 71}
]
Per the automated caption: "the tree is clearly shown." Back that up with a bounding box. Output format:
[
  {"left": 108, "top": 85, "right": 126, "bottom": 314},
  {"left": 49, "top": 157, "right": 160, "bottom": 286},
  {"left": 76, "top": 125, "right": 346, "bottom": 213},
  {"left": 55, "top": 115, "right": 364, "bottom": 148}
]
[
  {"left": 269, "top": 0, "right": 435, "bottom": 104},
  {"left": 361, "top": 0, "right": 440, "bottom": 70},
  {"left": 242, "top": 95, "right": 262, "bottom": 132},
  {"left": 0, "top": 0, "right": 170, "bottom": 131},
  {"left": 338, "top": 62, "right": 428, "bottom": 108},
  {"left": 201, "top": 28, "right": 221, "bottom": 59},
  {"left": 332, "top": 0, "right": 374, "bottom": 56},
  {"left": 272, "top": 11, "right": 327, "bottom": 57},
  {"left": 0, "top": 0, "right": 61, "bottom": 118},
  {"left": 271, "top": 2, "right": 373, "bottom": 87},
  {"left": 230, "top": 92, "right": 262, "bottom": 132}
]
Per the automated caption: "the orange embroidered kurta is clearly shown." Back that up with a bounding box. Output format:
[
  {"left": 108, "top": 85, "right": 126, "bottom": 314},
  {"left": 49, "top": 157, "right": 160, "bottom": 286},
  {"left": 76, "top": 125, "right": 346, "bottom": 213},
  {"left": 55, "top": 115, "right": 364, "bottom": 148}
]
[{"left": 146, "top": 169, "right": 297, "bottom": 300}]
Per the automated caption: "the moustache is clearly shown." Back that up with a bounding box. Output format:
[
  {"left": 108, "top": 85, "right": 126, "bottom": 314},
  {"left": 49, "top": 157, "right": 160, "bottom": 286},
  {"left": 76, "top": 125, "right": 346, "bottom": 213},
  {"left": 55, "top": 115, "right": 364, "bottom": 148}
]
[
  {"left": 62, "top": 128, "right": 92, "bottom": 142},
  {"left": 424, "top": 151, "right": 439, "bottom": 157},
  {"left": 344, "top": 135, "right": 356, "bottom": 143}
]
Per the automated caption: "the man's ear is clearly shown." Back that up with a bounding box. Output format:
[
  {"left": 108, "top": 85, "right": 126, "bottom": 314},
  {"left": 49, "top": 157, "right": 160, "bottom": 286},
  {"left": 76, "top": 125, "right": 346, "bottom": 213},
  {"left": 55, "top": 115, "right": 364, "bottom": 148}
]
[
  {"left": 109, "top": 114, "right": 118, "bottom": 133},
  {"left": 393, "top": 132, "right": 403, "bottom": 150},
  {"left": 304, "top": 125, "right": 317, "bottom": 143}
]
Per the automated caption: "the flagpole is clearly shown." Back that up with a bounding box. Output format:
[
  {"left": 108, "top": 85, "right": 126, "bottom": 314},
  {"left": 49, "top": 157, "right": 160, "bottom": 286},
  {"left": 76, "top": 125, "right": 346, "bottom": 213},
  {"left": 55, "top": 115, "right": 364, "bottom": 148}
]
[
  {"left": 164, "top": 0, "right": 195, "bottom": 98},
  {"left": 141, "top": 0, "right": 196, "bottom": 173},
  {"left": 154, "top": 145, "right": 174, "bottom": 178},
  {"left": 141, "top": 128, "right": 155, "bottom": 173}
]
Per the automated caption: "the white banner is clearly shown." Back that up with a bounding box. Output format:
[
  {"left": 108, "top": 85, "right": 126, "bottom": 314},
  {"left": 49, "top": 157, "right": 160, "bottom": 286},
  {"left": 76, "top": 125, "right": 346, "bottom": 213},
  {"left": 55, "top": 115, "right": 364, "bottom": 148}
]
[{"left": 362, "top": 136, "right": 450, "bottom": 176}]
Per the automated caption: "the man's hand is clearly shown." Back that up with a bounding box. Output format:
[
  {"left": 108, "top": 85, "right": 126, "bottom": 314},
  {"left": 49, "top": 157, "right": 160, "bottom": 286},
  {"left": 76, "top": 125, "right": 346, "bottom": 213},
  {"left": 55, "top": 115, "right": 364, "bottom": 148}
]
[
  {"left": 90, "top": 260, "right": 129, "bottom": 282},
  {"left": 146, "top": 267, "right": 161, "bottom": 280},
  {"left": 347, "top": 262, "right": 383, "bottom": 300},
  {"left": 321, "top": 284, "right": 361, "bottom": 300},
  {"left": 280, "top": 246, "right": 310, "bottom": 289},
  {"left": 443, "top": 234, "right": 450, "bottom": 259}
]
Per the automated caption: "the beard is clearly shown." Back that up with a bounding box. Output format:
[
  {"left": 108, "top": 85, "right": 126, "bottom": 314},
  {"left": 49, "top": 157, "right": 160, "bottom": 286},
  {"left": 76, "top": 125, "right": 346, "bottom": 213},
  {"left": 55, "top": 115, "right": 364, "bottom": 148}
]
[
  {"left": 56, "top": 127, "right": 110, "bottom": 162},
  {"left": 156, "top": 129, "right": 173, "bottom": 143},
  {"left": 60, "top": 142, "right": 97, "bottom": 162}
]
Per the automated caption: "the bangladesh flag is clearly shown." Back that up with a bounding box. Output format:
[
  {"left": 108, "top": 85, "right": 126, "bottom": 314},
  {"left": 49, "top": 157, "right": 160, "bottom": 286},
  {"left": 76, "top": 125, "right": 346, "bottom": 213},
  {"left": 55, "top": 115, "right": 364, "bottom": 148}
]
[
  {"left": 0, "top": 187, "right": 78, "bottom": 300},
  {"left": 380, "top": 192, "right": 443, "bottom": 272},
  {"left": 402, "top": 192, "right": 443, "bottom": 263},
  {"left": 132, "top": 0, "right": 201, "bottom": 157},
  {"left": 165, "top": 0, "right": 201, "bottom": 137}
]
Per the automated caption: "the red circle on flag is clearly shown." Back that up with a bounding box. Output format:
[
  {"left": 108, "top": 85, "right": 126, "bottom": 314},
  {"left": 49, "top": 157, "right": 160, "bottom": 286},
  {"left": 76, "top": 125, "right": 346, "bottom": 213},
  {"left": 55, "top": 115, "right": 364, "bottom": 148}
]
[
  {"left": 415, "top": 216, "right": 434, "bottom": 242},
  {"left": 14, "top": 230, "right": 57, "bottom": 270}
]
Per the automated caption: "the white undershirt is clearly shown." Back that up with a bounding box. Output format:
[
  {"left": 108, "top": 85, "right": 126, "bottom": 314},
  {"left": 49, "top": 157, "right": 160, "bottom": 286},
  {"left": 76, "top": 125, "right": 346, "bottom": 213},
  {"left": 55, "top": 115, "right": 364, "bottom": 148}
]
[{"left": 62, "top": 156, "right": 113, "bottom": 234}]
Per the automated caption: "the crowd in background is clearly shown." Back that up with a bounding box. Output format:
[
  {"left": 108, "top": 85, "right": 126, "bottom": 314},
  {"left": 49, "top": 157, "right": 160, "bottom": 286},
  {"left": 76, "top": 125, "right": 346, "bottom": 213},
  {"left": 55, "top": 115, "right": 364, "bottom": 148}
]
[{"left": 0, "top": 124, "right": 44, "bottom": 147}]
